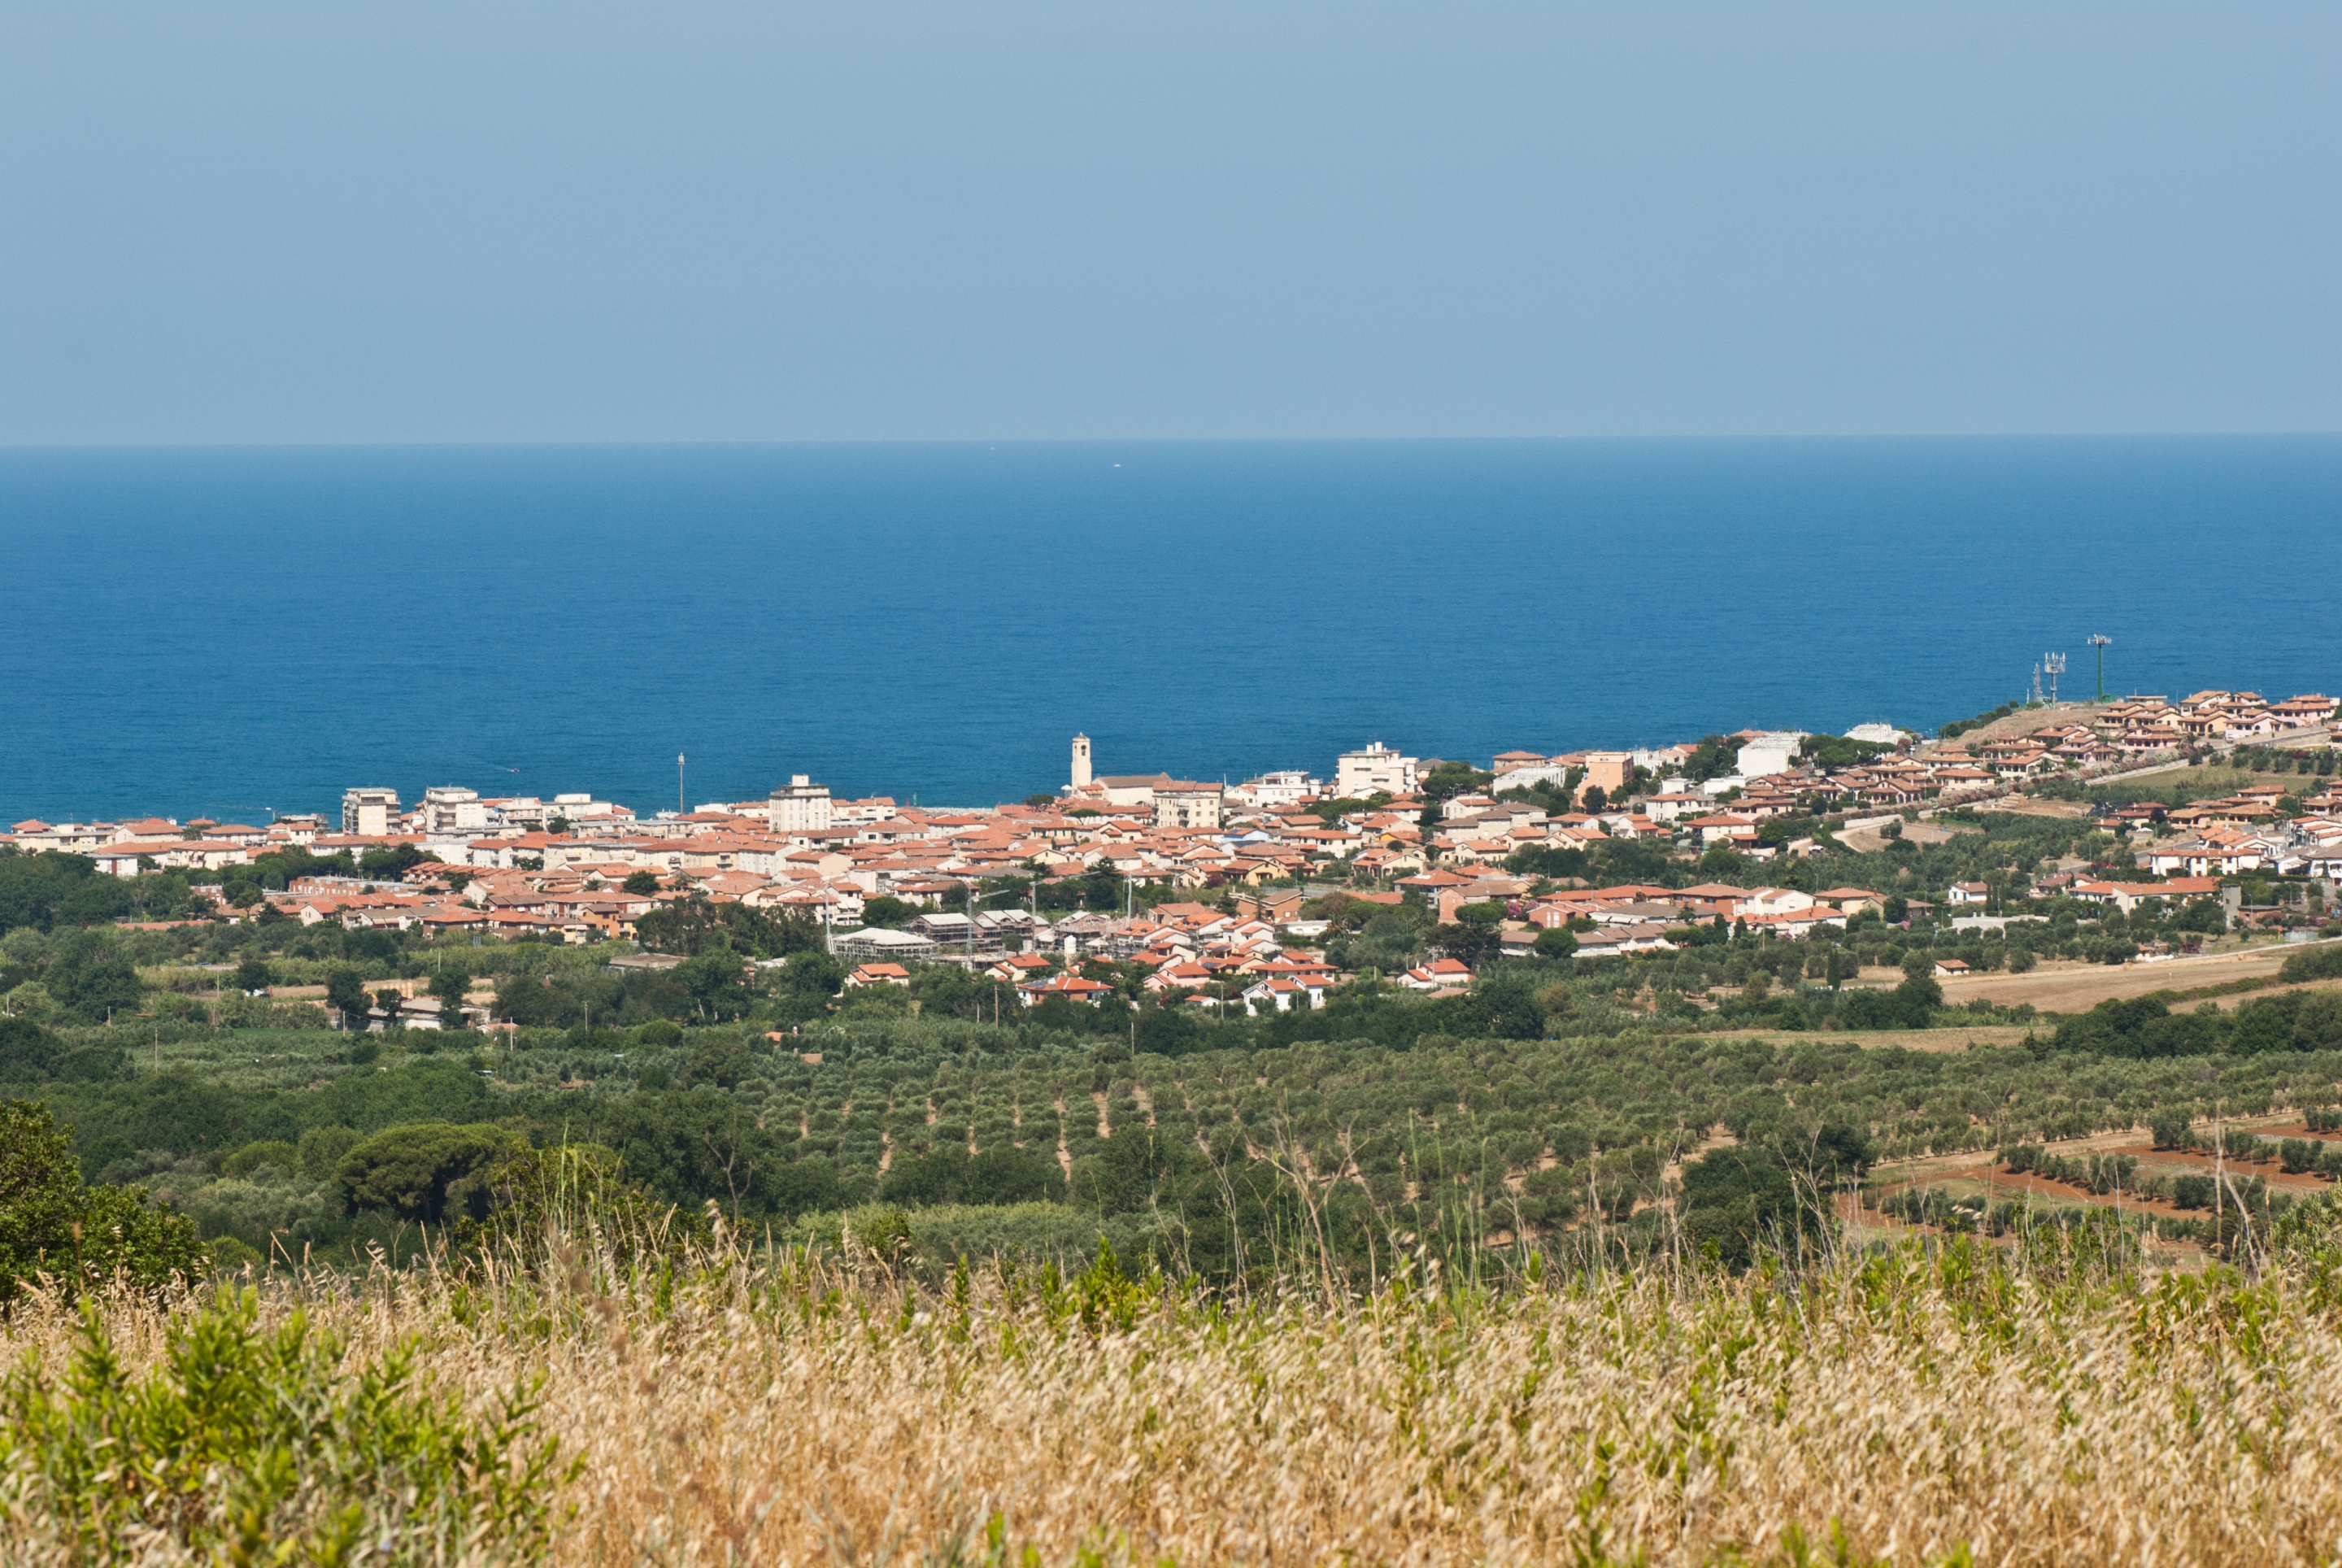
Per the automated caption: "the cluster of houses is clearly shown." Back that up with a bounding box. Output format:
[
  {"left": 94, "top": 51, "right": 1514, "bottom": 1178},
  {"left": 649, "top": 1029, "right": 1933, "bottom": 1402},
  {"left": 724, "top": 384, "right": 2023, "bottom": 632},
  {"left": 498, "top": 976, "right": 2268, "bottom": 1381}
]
[
  {"left": 10, "top": 694, "right": 2336, "bottom": 1007},
  {"left": 2122, "top": 785, "right": 2342, "bottom": 882},
  {"left": 1928, "top": 690, "right": 2336, "bottom": 774},
  {"left": 836, "top": 897, "right": 1351, "bottom": 1013}
]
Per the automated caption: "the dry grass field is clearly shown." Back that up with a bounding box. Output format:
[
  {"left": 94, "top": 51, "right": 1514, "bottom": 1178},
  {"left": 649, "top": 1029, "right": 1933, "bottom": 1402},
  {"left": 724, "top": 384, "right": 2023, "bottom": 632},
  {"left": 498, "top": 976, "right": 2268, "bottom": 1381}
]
[
  {"left": 1706, "top": 1025, "right": 2035, "bottom": 1053},
  {"left": 13, "top": 1233, "right": 2342, "bottom": 1567},
  {"left": 1935, "top": 945, "right": 2308, "bottom": 1012},
  {"left": 1836, "top": 820, "right": 1985, "bottom": 852}
]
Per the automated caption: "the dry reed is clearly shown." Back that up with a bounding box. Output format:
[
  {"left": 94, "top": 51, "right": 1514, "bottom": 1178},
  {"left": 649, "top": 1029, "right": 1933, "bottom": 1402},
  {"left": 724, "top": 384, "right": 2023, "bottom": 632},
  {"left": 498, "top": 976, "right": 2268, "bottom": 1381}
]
[{"left": 7, "top": 1235, "right": 2342, "bottom": 1567}]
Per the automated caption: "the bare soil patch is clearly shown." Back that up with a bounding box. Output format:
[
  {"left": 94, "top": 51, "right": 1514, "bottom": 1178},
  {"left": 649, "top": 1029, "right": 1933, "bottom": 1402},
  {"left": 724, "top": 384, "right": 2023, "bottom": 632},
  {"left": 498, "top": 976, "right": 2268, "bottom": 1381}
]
[
  {"left": 2095, "top": 1140, "right": 2335, "bottom": 1193},
  {"left": 1871, "top": 1110, "right": 2342, "bottom": 1233},
  {"left": 1992, "top": 796, "right": 2087, "bottom": 819}
]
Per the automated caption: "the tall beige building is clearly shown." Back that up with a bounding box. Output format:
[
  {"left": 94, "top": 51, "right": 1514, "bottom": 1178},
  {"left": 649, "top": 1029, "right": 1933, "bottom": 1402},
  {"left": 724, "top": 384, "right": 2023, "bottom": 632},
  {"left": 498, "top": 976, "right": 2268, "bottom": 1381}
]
[
  {"left": 1070, "top": 734, "right": 1092, "bottom": 790},
  {"left": 1582, "top": 751, "right": 1632, "bottom": 798},
  {"left": 768, "top": 774, "right": 833, "bottom": 836},
  {"left": 340, "top": 787, "right": 399, "bottom": 837},
  {"left": 1336, "top": 741, "right": 1418, "bottom": 798},
  {"left": 420, "top": 786, "right": 486, "bottom": 837},
  {"left": 1151, "top": 781, "right": 1224, "bottom": 830}
]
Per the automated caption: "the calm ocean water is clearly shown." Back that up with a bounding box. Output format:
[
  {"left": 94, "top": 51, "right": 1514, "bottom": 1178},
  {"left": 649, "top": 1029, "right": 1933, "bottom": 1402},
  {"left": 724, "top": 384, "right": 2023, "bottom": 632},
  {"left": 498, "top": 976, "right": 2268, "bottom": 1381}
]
[{"left": 2, "top": 438, "right": 2338, "bottom": 825}]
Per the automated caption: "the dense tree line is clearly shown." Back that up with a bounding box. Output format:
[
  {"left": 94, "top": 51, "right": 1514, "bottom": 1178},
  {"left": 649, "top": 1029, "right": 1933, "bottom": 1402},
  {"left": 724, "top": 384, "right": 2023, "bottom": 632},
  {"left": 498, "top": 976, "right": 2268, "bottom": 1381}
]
[{"left": 0, "top": 849, "right": 205, "bottom": 934}]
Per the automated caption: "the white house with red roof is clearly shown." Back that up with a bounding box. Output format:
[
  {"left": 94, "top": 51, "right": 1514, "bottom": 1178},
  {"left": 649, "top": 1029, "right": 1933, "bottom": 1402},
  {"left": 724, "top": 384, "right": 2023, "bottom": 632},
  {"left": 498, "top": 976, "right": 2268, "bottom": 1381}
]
[
  {"left": 1396, "top": 956, "right": 1473, "bottom": 992},
  {"left": 1019, "top": 971, "right": 1119, "bottom": 1008}
]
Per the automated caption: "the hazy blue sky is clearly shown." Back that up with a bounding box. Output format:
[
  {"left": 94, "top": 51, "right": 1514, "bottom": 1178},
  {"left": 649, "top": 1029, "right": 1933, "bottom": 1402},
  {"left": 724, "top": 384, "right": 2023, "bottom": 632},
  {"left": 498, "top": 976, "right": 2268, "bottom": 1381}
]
[{"left": 3, "top": 4, "right": 2335, "bottom": 442}]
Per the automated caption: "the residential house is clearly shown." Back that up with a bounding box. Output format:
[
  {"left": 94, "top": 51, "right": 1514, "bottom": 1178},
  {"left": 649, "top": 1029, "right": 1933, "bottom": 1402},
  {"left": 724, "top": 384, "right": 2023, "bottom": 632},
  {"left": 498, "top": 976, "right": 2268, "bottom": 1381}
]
[
  {"left": 2070, "top": 878, "right": 2222, "bottom": 914},
  {"left": 1572, "top": 922, "right": 1678, "bottom": 957},
  {"left": 1020, "top": 971, "right": 1118, "bottom": 1008},
  {"left": 1240, "top": 975, "right": 1327, "bottom": 1013},
  {"left": 1395, "top": 957, "right": 1474, "bottom": 993}
]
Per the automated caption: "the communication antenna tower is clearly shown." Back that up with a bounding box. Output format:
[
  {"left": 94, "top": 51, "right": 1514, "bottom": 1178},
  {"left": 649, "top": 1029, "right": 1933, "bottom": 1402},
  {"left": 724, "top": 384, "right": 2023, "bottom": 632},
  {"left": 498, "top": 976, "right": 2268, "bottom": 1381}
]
[
  {"left": 2044, "top": 652, "right": 2067, "bottom": 706},
  {"left": 2087, "top": 635, "right": 2113, "bottom": 703},
  {"left": 2029, "top": 662, "right": 2044, "bottom": 707}
]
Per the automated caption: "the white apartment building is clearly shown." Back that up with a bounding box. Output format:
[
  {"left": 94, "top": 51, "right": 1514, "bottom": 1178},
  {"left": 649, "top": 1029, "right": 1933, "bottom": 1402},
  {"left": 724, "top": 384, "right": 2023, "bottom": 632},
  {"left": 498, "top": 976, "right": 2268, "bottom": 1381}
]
[
  {"left": 1229, "top": 770, "right": 1324, "bottom": 810},
  {"left": 551, "top": 791, "right": 616, "bottom": 818},
  {"left": 1735, "top": 734, "right": 1807, "bottom": 779},
  {"left": 1336, "top": 741, "right": 1418, "bottom": 798},
  {"left": 769, "top": 774, "right": 834, "bottom": 836},
  {"left": 420, "top": 786, "right": 488, "bottom": 837}
]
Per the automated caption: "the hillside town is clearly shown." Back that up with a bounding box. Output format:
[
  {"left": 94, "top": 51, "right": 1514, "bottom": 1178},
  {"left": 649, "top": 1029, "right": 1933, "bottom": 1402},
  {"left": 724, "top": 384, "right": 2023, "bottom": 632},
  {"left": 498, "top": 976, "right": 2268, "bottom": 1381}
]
[{"left": 9, "top": 688, "right": 2342, "bottom": 1016}]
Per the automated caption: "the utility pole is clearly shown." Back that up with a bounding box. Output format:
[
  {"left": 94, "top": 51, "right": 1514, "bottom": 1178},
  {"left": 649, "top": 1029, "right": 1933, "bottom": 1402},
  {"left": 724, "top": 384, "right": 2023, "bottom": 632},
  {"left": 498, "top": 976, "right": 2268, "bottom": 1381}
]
[{"left": 2087, "top": 635, "right": 2112, "bottom": 703}]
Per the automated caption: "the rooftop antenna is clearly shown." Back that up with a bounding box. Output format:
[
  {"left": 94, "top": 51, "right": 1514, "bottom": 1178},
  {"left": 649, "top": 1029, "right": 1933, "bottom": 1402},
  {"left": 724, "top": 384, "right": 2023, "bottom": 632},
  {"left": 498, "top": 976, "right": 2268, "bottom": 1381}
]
[
  {"left": 2087, "top": 635, "right": 2113, "bottom": 702},
  {"left": 2044, "top": 652, "right": 2066, "bottom": 706}
]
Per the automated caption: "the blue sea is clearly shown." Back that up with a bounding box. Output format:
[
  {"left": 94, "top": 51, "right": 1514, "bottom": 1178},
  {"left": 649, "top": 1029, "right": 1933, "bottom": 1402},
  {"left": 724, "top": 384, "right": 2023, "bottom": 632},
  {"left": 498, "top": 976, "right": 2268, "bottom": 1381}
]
[{"left": 2, "top": 438, "right": 2338, "bottom": 826}]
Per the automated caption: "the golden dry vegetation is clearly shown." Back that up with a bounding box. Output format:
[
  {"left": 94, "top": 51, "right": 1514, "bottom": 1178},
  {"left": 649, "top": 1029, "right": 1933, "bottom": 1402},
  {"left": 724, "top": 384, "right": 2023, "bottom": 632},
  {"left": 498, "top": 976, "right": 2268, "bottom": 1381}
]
[
  {"left": 1934, "top": 947, "right": 2307, "bottom": 1013},
  {"left": 1704, "top": 1025, "right": 2035, "bottom": 1053},
  {"left": 12, "top": 1226, "right": 2342, "bottom": 1568}
]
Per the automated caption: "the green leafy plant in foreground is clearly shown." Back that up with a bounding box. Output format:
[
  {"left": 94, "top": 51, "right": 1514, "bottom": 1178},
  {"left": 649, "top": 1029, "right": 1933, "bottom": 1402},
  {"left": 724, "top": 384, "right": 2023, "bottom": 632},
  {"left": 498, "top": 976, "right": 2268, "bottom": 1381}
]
[{"left": 0, "top": 1287, "right": 573, "bottom": 1566}]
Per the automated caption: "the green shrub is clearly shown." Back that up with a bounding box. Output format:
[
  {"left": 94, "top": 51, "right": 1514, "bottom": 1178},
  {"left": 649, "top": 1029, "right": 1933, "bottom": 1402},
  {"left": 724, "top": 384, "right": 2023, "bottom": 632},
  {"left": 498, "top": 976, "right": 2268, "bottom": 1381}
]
[
  {"left": 452, "top": 1143, "right": 706, "bottom": 1267},
  {"left": 0, "top": 1015, "right": 60, "bottom": 1080},
  {"left": 223, "top": 1139, "right": 299, "bottom": 1178},
  {"left": 335, "top": 1122, "right": 525, "bottom": 1225},
  {"left": 2, "top": 1100, "right": 203, "bottom": 1304},
  {"left": 2279, "top": 945, "right": 2342, "bottom": 984},
  {"left": 298, "top": 1125, "right": 363, "bottom": 1183},
  {"left": 0, "top": 1288, "right": 572, "bottom": 1563},
  {"left": 879, "top": 1143, "right": 1065, "bottom": 1208},
  {"left": 1679, "top": 1149, "right": 1801, "bottom": 1270}
]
